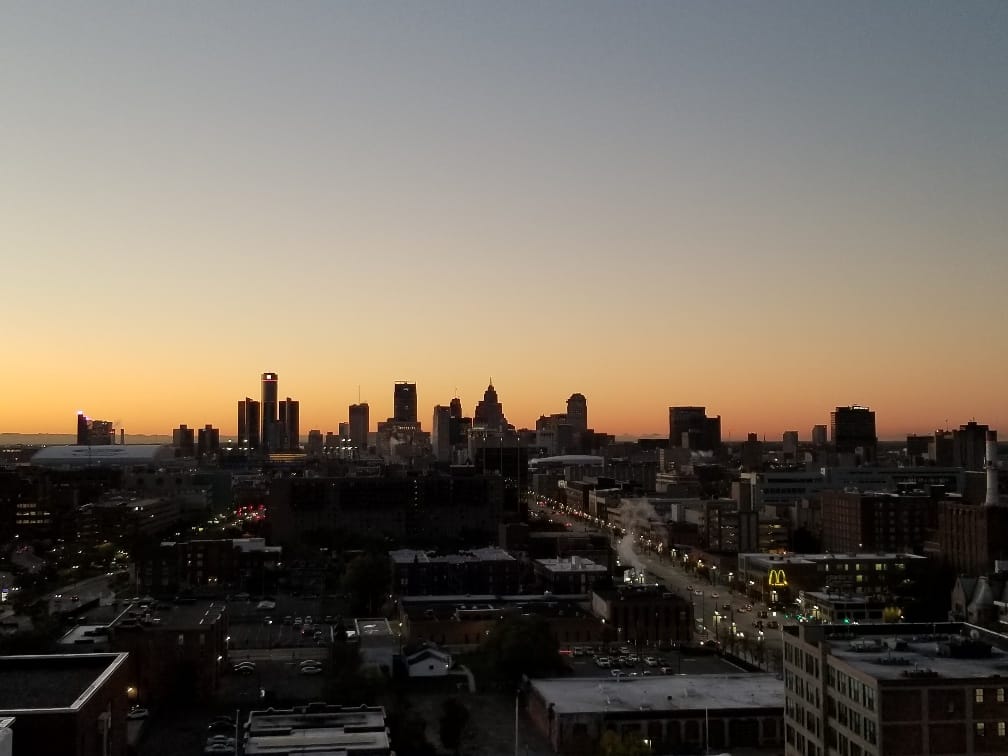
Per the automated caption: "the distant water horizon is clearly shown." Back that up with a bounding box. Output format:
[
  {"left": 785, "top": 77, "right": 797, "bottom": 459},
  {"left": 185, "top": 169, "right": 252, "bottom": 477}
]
[{"left": 0, "top": 433, "right": 172, "bottom": 446}]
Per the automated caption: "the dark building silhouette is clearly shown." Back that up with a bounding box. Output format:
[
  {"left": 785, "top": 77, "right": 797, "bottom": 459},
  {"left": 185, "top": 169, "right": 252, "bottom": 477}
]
[
  {"left": 197, "top": 424, "right": 219, "bottom": 458},
  {"left": 566, "top": 393, "right": 588, "bottom": 432},
  {"left": 172, "top": 424, "right": 195, "bottom": 457},
  {"left": 830, "top": 405, "right": 877, "bottom": 463},
  {"left": 237, "top": 397, "right": 261, "bottom": 450},
  {"left": 473, "top": 382, "right": 507, "bottom": 430},
  {"left": 668, "top": 406, "right": 721, "bottom": 451},
  {"left": 953, "top": 421, "right": 989, "bottom": 471},
  {"left": 278, "top": 397, "right": 299, "bottom": 451},
  {"left": 349, "top": 402, "right": 369, "bottom": 449},
  {"left": 261, "top": 372, "right": 278, "bottom": 452},
  {"left": 76, "top": 412, "right": 114, "bottom": 445},
  {"left": 393, "top": 382, "right": 417, "bottom": 424}
]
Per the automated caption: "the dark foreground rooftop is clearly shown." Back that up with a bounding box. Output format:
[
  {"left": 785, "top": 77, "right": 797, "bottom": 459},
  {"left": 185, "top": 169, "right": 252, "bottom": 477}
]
[{"left": 0, "top": 653, "right": 128, "bottom": 711}]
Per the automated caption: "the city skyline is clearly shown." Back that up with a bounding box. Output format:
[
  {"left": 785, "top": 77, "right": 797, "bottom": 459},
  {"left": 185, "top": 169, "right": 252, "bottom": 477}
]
[
  {"left": 3, "top": 374, "right": 1001, "bottom": 443},
  {"left": 3, "top": 3, "right": 1006, "bottom": 439}
]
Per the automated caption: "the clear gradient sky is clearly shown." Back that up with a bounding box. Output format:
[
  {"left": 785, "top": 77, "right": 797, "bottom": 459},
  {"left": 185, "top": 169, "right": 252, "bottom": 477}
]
[{"left": 2, "top": 2, "right": 1006, "bottom": 440}]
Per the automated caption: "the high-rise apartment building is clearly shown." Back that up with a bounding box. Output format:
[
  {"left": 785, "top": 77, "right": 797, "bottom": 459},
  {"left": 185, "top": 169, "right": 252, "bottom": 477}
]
[
  {"left": 261, "top": 372, "right": 278, "bottom": 452},
  {"left": 566, "top": 393, "right": 588, "bottom": 432},
  {"left": 830, "top": 406, "right": 877, "bottom": 463},
  {"left": 238, "top": 398, "right": 261, "bottom": 450},
  {"left": 173, "top": 424, "right": 196, "bottom": 457},
  {"left": 668, "top": 406, "right": 721, "bottom": 451},
  {"left": 278, "top": 397, "right": 299, "bottom": 451},
  {"left": 349, "top": 403, "right": 369, "bottom": 449},
  {"left": 811, "top": 425, "right": 828, "bottom": 447},
  {"left": 197, "top": 424, "right": 220, "bottom": 458},
  {"left": 953, "top": 421, "right": 990, "bottom": 472},
  {"left": 393, "top": 382, "right": 417, "bottom": 424}
]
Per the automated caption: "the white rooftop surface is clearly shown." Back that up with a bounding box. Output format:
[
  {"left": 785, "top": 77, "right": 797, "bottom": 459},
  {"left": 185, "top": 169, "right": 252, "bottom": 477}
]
[
  {"left": 827, "top": 635, "right": 1008, "bottom": 681},
  {"left": 245, "top": 728, "right": 390, "bottom": 754},
  {"left": 536, "top": 557, "right": 607, "bottom": 573},
  {"left": 389, "top": 547, "right": 514, "bottom": 564},
  {"left": 59, "top": 624, "right": 109, "bottom": 645},
  {"left": 532, "top": 674, "right": 783, "bottom": 715},
  {"left": 30, "top": 444, "right": 174, "bottom": 466}
]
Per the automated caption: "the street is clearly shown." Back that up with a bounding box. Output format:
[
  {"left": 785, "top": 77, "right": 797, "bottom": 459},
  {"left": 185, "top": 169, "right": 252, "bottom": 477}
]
[{"left": 542, "top": 502, "right": 786, "bottom": 672}]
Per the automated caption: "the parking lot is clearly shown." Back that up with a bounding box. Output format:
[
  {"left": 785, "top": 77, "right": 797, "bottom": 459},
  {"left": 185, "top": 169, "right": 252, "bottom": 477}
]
[
  {"left": 564, "top": 647, "right": 748, "bottom": 679},
  {"left": 228, "top": 617, "right": 336, "bottom": 651}
]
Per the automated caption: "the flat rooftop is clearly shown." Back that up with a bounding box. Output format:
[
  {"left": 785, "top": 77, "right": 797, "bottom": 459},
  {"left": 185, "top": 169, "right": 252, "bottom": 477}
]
[
  {"left": 536, "top": 557, "right": 607, "bottom": 573},
  {"left": 389, "top": 547, "right": 514, "bottom": 564},
  {"left": 531, "top": 674, "right": 784, "bottom": 715},
  {"left": 0, "top": 653, "right": 128, "bottom": 711},
  {"left": 245, "top": 705, "right": 389, "bottom": 755}
]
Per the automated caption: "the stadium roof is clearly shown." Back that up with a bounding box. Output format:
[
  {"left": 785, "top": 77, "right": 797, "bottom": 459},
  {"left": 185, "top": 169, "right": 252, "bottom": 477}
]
[{"left": 30, "top": 444, "right": 175, "bottom": 468}]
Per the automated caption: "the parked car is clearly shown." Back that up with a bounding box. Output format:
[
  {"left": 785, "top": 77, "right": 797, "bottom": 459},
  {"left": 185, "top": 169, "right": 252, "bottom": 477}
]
[
  {"left": 644, "top": 656, "right": 658, "bottom": 667},
  {"left": 127, "top": 707, "right": 149, "bottom": 720},
  {"left": 300, "top": 665, "right": 323, "bottom": 675}
]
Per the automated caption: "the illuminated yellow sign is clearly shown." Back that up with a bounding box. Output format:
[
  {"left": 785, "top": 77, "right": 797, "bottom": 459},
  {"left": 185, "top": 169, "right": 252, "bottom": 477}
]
[{"left": 768, "top": 569, "right": 788, "bottom": 587}]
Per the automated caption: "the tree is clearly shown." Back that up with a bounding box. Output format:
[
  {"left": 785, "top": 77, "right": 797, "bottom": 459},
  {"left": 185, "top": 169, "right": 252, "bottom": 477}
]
[
  {"left": 341, "top": 552, "right": 391, "bottom": 615},
  {"left": 479, "top": 614, "right": 564, "bottom": 688},
  {"left": 597, "top": 730, "right": 652, "bottom": 756},
  {"left": 438, "top": 698, "right": 470, "bottom": 754}
]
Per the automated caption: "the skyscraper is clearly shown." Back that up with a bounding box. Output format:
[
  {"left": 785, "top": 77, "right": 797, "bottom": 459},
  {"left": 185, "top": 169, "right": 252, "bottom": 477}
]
[
  {"left": 566, "top": 393, "right": 588, "bottom": 432},
  {"left": 473, "top": 382, "right": 506, "bottom": 430},
  {"left": 393, "top": 382, "right": 417, "bottom": 424},
  {"left": 830, "top": 405, "right": 877, "bottom": 463},
  {"left": 349, "top": 403, "right": 369, "bottom": 449},
  {"left": 432, "top": 405, "right": 452, "bottom": 462},
  {"left": 173, "top": 424, "right": 195, "bottom": 457},
  {"left": 238, "top": 397, "right": 261, "bottom": 450},
  {"left": 197, "top": 424, "right": 220, "bottom": 458},
  {"left": 261, "top": 372, "right": 278, "bottom": 452},
  {"left": 278, "top": 397, "right": 300, "bottom": 451},
  {"left": 668, "top": 406, "right": 721, "bottom": 451}
]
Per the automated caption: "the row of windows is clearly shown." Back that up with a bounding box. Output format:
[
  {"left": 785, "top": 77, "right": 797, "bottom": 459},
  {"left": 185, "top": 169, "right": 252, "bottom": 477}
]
[
  {"left": 975, "top": 688, "right": 1007, "bottom": 704},
  {"left": 976, "top": 722, "right": 1008, "bottom": 737},
  {"left": 827, "top": 665, "right": 875, "bottom": 712}
]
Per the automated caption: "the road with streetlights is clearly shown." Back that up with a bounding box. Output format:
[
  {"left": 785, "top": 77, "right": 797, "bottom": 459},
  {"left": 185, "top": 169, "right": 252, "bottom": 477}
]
[{"left": 540, "top": 499, "right": 788, "bottom": 671}]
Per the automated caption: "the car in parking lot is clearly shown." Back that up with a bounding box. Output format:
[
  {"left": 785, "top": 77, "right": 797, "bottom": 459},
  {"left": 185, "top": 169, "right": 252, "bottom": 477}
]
[
  {"left": 594, "top": 656, "right": 611, "bottom": 668},
  {"left": 300, "top": 665, "right": 323, "bottom": 675},
  {"left": 127, "top": 706, "right": 149, "bottom": 720},
  {"left": 644, "top": 656, "right": 658, "bottom": 667}
]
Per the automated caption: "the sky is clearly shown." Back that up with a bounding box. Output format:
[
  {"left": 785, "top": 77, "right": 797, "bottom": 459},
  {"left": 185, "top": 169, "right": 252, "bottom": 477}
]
[{"left": 2, "top": 2, "right": 1006, "bottom": 440}]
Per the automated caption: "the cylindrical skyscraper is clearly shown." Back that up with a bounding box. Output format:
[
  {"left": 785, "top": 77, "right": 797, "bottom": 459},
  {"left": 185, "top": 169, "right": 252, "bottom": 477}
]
[{"left": 261, "top": 372, "right": 278, "bottom": 451}]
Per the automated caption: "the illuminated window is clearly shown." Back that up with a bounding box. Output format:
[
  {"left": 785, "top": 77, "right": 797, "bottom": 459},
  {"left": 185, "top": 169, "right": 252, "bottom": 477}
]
[
  {"left": 977, "top": 689, "right": 985, "bottom": 704},
  {"left": 977, "top": 722, "right": 985, "bottom": 737},
  {"left": 999, "top": 722, "right": 1006, "bottom": 737},
  {"left": 999, "top": 689, "right": 1005, "bottom": 703}
]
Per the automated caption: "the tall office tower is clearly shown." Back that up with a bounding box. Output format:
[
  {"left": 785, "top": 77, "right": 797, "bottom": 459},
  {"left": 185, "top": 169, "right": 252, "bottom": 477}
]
[
  {"left": 432, "top": 405, "right": 452, "bottom": 462},
  {"left": 668, "top": 406, "right": 721, "bottom": 450},
  {"left": 338, "top": 422, "right": 351, "bottom": 439},
  {"left": 449, "top": 396, "right": 463, "bottom": 419},
  {"left": 782, "top": 430, "right": 799, "bottom": 458},
  {"left": 953, "top": 420, "right": 989, "bottom": 471},
  {"left": 349, "top": 403, "right": 369, "bottom": 448},
  {"left": 306, "top": 429, "right": 323, "bottom": 456},
  {"left": 566, "top": 393, "right": 588, "bottom": 432},
  {"left": 393, "top": 382, "right": 417, "bottom": 424},
  {"left": 173, "top": 424, "right": 196, "bottom": 457},
  {"left": 473, "top": 382, "right": 507, "bottom": 430},
  {"left": 811, "top": 425, "right": 828, "bottom": 447},
  {"left": 278, "top": 397, "right": 300, "bottom": 451},
  {"left": 261, "top": 372, "right": 278, "bottom": 452},
  {"left": 830, "top": 405, "right": 877, "bottom": 463},
  {"left": 197, "top": 424, "right": 220, "bottom": 458},
  {"left": 238, "top": 397, "right": 261, "bottom": 450},
  {"left": 75, "top": 412, "right": 114, "bottom": 445}
]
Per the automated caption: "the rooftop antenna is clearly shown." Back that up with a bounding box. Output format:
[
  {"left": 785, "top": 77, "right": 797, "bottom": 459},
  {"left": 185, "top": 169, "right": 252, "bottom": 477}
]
[{"left": 358, "top": 385, "right": 361, "bottom": 403}]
